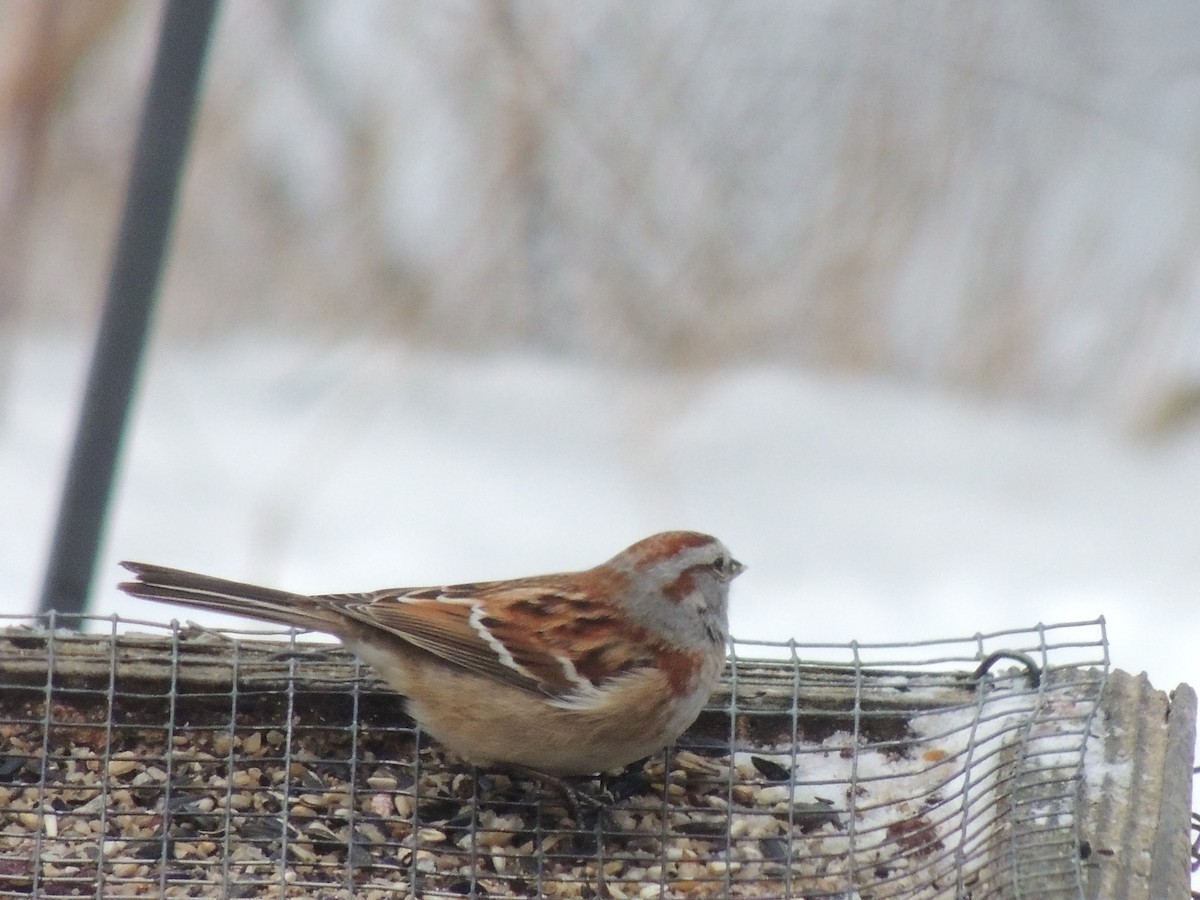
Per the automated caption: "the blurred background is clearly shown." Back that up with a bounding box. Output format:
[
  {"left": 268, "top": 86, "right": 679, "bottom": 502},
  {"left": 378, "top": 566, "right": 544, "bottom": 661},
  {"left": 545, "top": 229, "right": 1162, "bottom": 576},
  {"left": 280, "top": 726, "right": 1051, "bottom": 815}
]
[{"left": 2, "top": 2, "right": 1199, "bottom": 702}]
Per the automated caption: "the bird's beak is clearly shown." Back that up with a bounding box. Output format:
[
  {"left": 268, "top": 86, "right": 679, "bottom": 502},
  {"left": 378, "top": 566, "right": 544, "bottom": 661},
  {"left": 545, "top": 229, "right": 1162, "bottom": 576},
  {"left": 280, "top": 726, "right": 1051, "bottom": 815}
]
[{"left": 729, "top": 558, "right": 747, "bottom": 579}]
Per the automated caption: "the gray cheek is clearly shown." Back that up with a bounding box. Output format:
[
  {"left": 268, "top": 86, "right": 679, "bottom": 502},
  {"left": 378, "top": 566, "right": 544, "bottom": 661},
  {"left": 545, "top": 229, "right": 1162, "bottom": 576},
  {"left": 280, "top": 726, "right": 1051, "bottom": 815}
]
[
  {"left": 625, "top": 574, "right": 729, "bottom": 648},
  {"left": 688, "top": 582, "right": 730, "bottom": 643},
  {"left": 669, "top": 593, "right": 713, "bottom": 646},
  {"left": 695, "top": 575, "right": 729, "bottom": 616}
]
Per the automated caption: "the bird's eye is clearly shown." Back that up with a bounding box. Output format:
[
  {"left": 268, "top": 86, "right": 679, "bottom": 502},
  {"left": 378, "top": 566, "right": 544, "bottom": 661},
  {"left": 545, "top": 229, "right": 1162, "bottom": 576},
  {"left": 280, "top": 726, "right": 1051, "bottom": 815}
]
[{"left": 711, "top": 556, "right": 728, "bottom": 574}]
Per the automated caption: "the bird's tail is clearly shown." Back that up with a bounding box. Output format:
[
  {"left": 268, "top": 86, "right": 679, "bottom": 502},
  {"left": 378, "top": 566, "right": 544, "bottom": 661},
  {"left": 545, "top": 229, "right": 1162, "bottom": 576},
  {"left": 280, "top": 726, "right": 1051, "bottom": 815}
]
[{"left": 119, "top": 561, "right": 341, "bottom": 632}]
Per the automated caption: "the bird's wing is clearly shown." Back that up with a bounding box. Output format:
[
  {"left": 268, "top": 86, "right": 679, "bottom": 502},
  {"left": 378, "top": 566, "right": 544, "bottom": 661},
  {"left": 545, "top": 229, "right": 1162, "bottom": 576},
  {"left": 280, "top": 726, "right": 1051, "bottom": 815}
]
[{"left": 324, "top": 574, "right": 656, "bottom": 699}]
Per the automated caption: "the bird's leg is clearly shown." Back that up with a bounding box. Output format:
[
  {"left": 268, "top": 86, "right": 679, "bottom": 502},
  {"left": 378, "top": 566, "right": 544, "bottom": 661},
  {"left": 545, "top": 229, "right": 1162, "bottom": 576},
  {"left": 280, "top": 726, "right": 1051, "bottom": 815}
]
[{"left": 501, "top": 764, "right": 607, "bottom": 827}]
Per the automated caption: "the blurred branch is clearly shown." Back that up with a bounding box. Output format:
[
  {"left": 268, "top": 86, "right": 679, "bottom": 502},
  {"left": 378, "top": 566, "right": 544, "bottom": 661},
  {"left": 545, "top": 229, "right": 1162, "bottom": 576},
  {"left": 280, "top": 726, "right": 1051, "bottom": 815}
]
[{"left": 0, "top": 1, "right": 125, "bottom": 414}]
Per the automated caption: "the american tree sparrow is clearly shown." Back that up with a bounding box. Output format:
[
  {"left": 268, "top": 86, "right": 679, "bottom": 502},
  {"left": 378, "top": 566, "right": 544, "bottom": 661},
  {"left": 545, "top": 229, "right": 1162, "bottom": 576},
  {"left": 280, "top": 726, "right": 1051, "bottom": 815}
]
[{"left": 119, "top": 531, "right": 743, "bottom": 776}]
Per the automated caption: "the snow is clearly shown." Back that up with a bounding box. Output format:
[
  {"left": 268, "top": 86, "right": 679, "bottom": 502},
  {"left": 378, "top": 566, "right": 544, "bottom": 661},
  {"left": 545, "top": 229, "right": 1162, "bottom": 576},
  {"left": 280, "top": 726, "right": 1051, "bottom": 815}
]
[
  {"left": 4, "top": 329, "right": 1199, "bottom": 703},
  {"left": 713, "top": 667, "right": 1103, "bottom": 894}
]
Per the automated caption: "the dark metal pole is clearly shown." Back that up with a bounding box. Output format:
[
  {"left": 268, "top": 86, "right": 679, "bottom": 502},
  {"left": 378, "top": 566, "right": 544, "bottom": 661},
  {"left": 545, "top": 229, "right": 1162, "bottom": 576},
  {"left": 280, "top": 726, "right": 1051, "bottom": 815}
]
[{"left": 38, "top": 0, "right": 219, "bottom": 618}]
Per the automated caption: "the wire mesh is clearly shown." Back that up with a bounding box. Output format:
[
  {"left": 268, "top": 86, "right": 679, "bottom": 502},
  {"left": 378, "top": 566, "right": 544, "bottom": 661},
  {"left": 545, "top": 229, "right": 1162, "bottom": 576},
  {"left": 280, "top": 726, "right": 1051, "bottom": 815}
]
[{"left": 0, "top": 614, "right": 1108, "bottom": 898}]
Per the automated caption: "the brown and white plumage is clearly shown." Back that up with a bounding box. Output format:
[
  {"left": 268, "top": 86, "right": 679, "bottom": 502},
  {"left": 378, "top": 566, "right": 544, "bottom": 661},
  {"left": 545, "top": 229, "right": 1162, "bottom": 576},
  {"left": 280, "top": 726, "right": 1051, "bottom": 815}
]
[{"left": 119, "top": 531, "right": 743, "bottom": 775}]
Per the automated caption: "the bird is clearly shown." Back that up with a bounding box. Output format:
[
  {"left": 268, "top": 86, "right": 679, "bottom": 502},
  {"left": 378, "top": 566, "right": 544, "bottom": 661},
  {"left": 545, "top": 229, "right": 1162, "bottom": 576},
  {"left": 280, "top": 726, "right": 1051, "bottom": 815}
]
[{"left": 118, "top": 531, "right": 743, "bottom": 777}]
